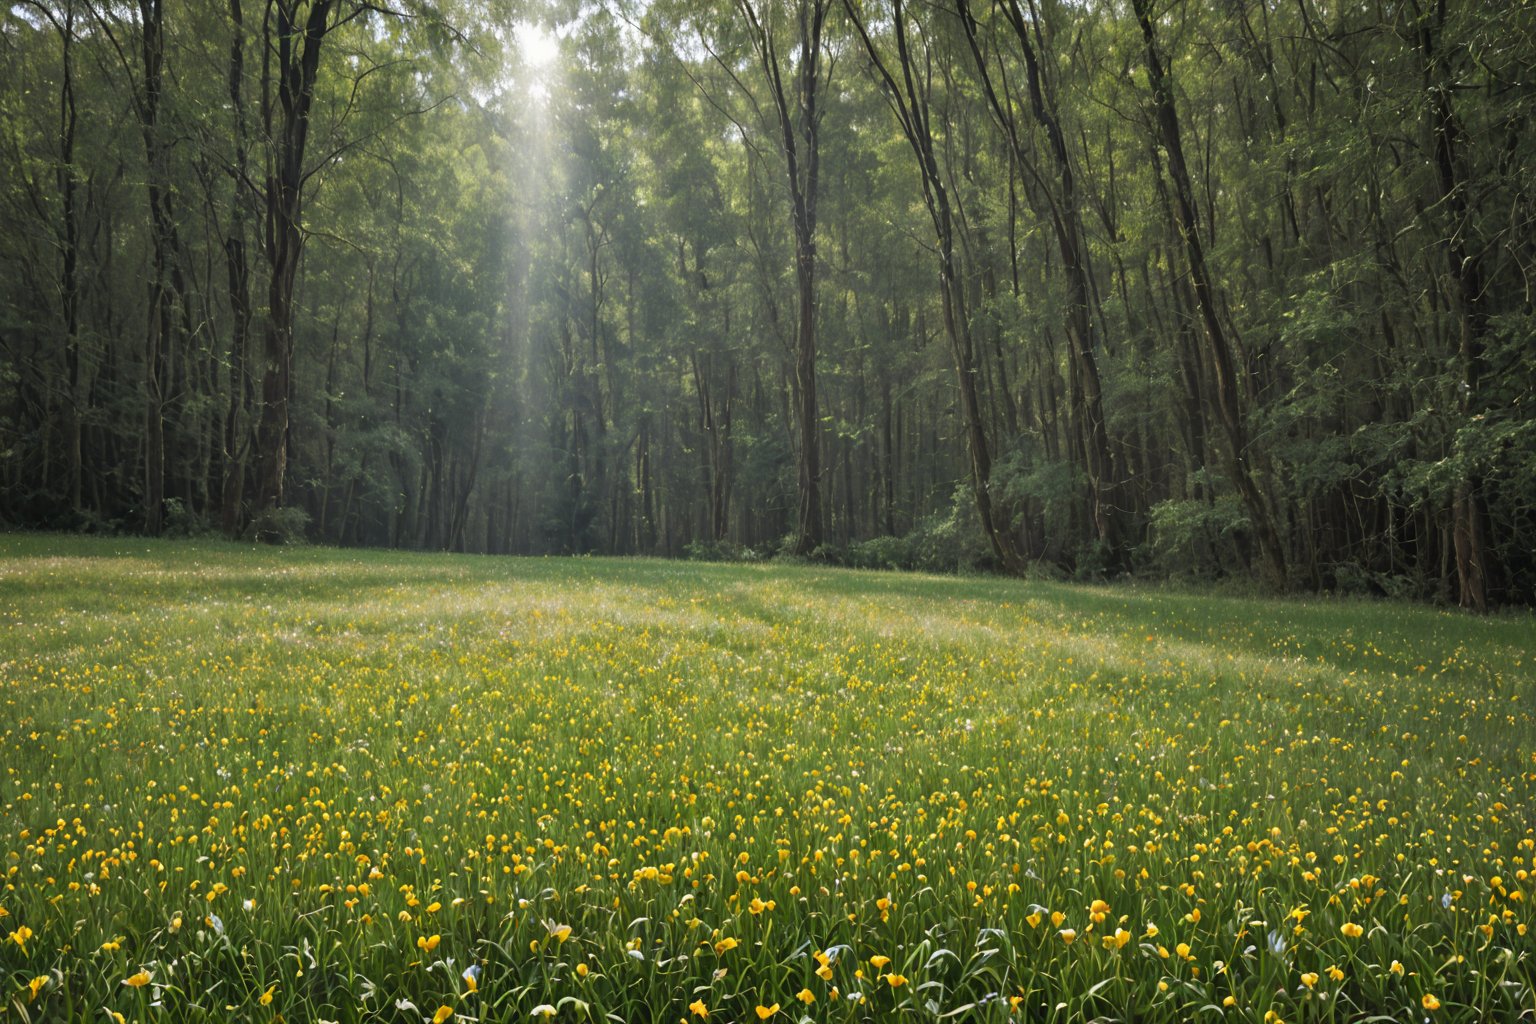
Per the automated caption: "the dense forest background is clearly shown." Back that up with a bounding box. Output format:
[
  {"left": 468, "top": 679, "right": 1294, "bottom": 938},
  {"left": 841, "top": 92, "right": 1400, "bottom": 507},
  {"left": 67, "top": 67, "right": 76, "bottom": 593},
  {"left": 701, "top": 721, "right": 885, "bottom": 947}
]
[{"left": 1, "top": 0, "right": 1532, "bottom": 605}]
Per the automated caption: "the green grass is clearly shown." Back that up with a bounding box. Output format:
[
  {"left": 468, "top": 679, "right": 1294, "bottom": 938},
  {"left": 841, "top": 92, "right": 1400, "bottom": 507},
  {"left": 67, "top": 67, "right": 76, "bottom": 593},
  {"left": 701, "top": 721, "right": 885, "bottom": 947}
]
[{"left": 1, "top": 534, "right": 1532, "bottom": 1024}]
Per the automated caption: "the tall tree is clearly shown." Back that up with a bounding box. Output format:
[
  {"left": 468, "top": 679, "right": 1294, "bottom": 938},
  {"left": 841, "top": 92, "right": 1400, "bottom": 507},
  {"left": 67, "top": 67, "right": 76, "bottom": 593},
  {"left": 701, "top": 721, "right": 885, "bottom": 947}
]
[
  {"left": 956, "top": 0, "right": 1120, "bottom": 562},
  {"left": 734, "top": 0, "right": 832, "bottom": 554},
  {"left": 252, "top": 0, "right": 339, "bottom": 537},
  {"left": 87, "top": 0, "right": 181, "bottom": 533},
  {"left": 220, "top": 0, "right": 256, "bottom": 537},
  {"left": 1130, "top": 0, "right": 1287, "bottom": 583},
  {"left": 843, "top": 0, "right": 1028, "bottom": 572}
]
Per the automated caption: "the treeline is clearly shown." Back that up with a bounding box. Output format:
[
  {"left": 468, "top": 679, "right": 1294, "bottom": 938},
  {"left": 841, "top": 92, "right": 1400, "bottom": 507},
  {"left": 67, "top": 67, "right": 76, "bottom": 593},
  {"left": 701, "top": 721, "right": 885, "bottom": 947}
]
[{"left": 1, "top": 0, "right": 1532, "bottom": 605}]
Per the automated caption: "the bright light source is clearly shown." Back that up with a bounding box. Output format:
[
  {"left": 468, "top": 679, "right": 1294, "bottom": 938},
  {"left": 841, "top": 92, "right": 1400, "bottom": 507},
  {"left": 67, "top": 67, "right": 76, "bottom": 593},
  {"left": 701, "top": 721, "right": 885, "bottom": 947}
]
[{"left": 516, "top": 21, "right": 560, "bottom": 75}]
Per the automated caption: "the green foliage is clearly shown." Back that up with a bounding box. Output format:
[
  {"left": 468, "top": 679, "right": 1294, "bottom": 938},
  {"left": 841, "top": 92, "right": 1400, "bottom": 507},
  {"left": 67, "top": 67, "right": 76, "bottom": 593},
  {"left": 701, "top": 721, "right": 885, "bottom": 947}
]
[
  {"left": 160, "top": 497, "right": 216, "bottom": 540},
  {"left": 247, "top": 505, "right": 311, "bottom": 546},
  {"left": 1142, "top": 494, "right": 1250, "bottom": 579},
  {"left": 683, "top": 538, "right": 767, "bottom": 563},
  {"left": 844, "top": 533, "right": 914, "bottom": 571},
  {"left": 847, "top": 487, "right": 994, "bottom": 574}
]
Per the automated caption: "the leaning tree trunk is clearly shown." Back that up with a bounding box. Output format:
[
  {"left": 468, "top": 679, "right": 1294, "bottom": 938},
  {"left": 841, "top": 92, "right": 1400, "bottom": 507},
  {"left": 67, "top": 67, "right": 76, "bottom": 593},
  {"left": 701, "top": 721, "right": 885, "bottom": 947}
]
[
  {"left": 1131, "top": 0, "right": 1287, "bottom": 584},
  {"left": 957, "top": 0, "right": 1120, "bottom": 563},
  {"left": 843, "top": 0, "right": 1027, "bottom": 573}
]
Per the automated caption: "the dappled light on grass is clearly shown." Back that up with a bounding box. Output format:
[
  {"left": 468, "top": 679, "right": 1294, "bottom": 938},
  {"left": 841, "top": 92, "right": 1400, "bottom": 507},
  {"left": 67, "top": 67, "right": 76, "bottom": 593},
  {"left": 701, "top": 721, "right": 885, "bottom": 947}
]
[{"left": 0, "top": 535, "right": 1531, "bottom": 1022}]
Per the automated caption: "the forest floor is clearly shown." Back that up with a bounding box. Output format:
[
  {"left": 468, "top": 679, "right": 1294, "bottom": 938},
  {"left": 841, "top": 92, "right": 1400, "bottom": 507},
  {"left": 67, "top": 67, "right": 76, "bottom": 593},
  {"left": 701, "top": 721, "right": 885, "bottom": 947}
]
[{"left": 1, "top": 533, "right": 1533, "bottom": 1023}]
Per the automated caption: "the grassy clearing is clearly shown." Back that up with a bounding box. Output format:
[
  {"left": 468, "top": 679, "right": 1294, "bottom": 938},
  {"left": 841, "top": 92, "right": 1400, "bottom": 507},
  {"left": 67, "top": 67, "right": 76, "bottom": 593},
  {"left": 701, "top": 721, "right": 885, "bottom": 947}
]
[{"left": 0, "top": 534, "right": 1532, "bottom": 1023}]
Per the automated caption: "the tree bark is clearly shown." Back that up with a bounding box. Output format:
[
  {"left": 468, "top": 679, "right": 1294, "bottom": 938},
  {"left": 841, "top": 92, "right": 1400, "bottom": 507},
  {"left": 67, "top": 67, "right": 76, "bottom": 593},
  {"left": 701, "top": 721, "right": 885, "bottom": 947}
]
[
  {"left": 253, "top": 0, "right": 338, "bottom": 540},
  {"left": 1131, "top": 0, "right": 1287, "bottom": 583},
  {"left": 39, "top": 0, "right": 86, "bottom": 514},
  {"left": 958, "top": 0, "right": 1120, "bottom": 562},
  {"left": 1418, "top": 0, "right": 1491, "bottom": 610},
  {"left": 120, "top": 0, "right": 175, "bottom": 535},
  {"left": 222, "top": 0, "right": 254, "bottom": 537},
  {"left": 736, "top": 0, "right": 828, "bottom": 555},
  {"left": 844, "top": 0, "right": 1027, "bottom": 573}
]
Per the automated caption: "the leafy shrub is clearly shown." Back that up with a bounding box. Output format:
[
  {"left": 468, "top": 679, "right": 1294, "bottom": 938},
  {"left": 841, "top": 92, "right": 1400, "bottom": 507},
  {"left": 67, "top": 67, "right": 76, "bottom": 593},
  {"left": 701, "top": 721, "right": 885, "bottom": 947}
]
[
  {"left": 684, "top": 539, "right": 764, "bottom": 563},
  {"left": 162, "top": 497, "right": 217, "bottom": 539},
  {"left": 1142, "top": 494, "right": 1249, "bottom": 577},
  {"left": 846, "top": 535, "right": 914, "bottom": 571},
  {"left": 248, "top": 505, "right": 311, "bottom": 545}
]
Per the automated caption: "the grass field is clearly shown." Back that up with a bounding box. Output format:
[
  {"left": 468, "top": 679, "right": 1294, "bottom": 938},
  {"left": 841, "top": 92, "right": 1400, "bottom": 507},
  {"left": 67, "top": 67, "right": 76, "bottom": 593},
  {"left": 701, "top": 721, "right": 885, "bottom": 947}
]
[{"left": 1, "top": 535, "right": 1532, "bottom": 1023}]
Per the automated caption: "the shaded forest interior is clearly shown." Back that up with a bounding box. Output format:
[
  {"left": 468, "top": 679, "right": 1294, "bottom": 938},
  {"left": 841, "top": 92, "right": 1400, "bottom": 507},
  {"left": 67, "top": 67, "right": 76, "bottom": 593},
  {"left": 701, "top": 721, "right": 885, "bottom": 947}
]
[{"left": 1, "top": 0, "right": 1532, "bottom": 605}]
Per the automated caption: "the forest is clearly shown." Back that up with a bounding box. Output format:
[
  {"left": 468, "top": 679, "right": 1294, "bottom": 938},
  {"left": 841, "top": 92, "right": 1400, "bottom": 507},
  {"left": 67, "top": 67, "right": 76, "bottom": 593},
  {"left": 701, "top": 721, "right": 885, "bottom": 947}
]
[{"left": 1, "top": 0, "right": 1532, "bottom": 606}]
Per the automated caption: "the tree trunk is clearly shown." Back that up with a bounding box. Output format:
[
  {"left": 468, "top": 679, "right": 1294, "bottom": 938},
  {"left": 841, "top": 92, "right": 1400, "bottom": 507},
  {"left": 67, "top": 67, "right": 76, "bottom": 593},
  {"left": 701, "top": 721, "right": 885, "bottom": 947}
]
[
  {"left": 51, "top": 1, "right": 84, "bottom": 514},
  {"left": 253, "top": 0, "right": 338, "bottom": 540},
  {"left": 843, "top": 0, "right": 1027, "bottom": 573},
  {"left": 222, "top": 0, "right": 254, "bottom": 538},
  {"left": 1131, "top": 0, "right": 1287, "bottom": 583},
  {"left": 126, "top": 0, "right": 174, "bottom": 535},
  {"left": 1419, "top": 0, "right": 1491, "bottom": 610},
  {"left": 736, "top": 0, "right": 828, "bottom": 555},
  {"left": 959, "top": 0, "right": 1120, "bottom": 562}
]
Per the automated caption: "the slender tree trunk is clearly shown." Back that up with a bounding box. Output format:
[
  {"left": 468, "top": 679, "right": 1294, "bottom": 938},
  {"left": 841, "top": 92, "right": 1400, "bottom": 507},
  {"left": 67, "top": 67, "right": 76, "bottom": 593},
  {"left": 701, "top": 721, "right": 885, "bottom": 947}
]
[
  {"left": 691, "top": 349, "right": 736, "bottom": 543},
  {"left": 448, "top": 406, "right": 485, "bottom": 552},
  {"left": 844, "top": 0, "right": 1027, "bottom": 572},
  {"left": 123, "top": 0, "right": 175, "bottom": 535},
  {"left": 1419, "top": 0, "right": 1491, "bottom": 610},
  {"left": 253, "top": 0, "right": 337, "bottom": 539},
  {"left": 222, "top": 0, "right": 253, "bottom": 537},
  {"left": 959, "top": 0, "right": 1120, "bottom": 561},
  {"left": 1131, "top": 0, "right": 1286, "bottom": 583},
  {"left": 736, "top": 0, "right": 828, "bottom": 554},
  {"left": 638, "top": 416, "right": 657, "bottom": 552},
  {"left": 49, "top": 1, "right": 85, "bottom": 514}
]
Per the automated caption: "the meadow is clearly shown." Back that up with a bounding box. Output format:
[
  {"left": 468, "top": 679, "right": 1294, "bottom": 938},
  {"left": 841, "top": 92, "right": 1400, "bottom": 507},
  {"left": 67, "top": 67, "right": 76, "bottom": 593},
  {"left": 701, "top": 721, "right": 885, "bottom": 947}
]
[{"left": 1, "top": 535, "right": 1532, "bottom": 1024}]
